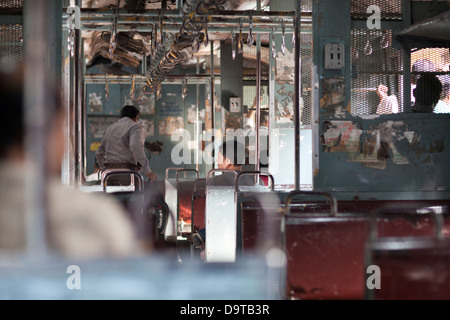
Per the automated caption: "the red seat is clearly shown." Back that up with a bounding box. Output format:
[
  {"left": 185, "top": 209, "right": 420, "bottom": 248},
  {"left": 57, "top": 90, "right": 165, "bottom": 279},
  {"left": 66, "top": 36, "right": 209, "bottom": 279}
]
[{"left": 285, "top": 215, "right": 370, "bottom": 300}]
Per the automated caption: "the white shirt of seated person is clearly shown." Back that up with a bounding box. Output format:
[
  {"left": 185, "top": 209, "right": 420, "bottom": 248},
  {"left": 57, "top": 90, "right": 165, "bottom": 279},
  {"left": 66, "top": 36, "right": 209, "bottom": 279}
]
[{"left": 376, "top": 84, "right": 399, "bottom": 114}]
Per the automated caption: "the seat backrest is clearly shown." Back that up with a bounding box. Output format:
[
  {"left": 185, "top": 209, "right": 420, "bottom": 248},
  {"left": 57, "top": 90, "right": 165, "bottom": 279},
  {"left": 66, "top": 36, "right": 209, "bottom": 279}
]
[
  {"left": 284, "top": 198, "right": 450, "bottom": 300},
  {"left": 205, "top": 169, "right": 238, "bottom": 263},
  {"left": 368, "top": 237, "right": 450, "bottom": 300},
  {"left": 285, "top": 214, "right": 370, "bottom": 300},
  {"left": 100, "top": 168, "right": 143, "bottom": 192},
  {"left": 191, "top": 179, "right": 206, "bottom": 233},
  {"left": 366, "top": 205, "right": 450, "bottom": 300}
]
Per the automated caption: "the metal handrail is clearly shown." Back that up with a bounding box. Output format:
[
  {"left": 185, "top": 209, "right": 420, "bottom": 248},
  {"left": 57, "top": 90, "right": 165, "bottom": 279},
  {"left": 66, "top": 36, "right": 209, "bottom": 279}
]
[
  {"left": 234, "top": 171, "right": 275, "bottom": 192},
  {"left": 285, "top": 190, "right": 338, "bottom": 217},
  {"left": 101, "top": 169, "right": 144, "bottom": 192},
  {"left": 206, "top": 169, "right": 238, "bottom": 187},
  {"left": 175, "top": 169, "right": 199, "bottom": 181},
  {"left": 370, "top": 205, "right": 445, "bottom": 241},
  {"left": 165, "top": 167, "right": 183, "bottom": 180}
]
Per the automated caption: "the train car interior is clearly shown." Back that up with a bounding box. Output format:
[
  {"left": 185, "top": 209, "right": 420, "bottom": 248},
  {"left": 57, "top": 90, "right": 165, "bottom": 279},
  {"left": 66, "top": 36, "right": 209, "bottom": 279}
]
[{"left": 0, "top": 0, "right": 449, "bottom": 300}]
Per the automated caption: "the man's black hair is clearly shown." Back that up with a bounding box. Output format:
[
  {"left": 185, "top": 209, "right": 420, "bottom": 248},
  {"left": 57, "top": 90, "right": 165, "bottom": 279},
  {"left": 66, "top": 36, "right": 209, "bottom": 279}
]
[
  {"left": 412, "top": 59, "right": 436, "bottom": 85},
  {"left": 120, "top": 105, "right": 140, "bottom": 119},
  {"left": 414, "top": 74, "right": 442, "bottom": 106}
]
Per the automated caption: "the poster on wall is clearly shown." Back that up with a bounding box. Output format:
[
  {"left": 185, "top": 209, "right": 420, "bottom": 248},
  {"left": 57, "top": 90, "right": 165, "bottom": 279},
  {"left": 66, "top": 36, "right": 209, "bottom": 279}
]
[
  {"left": 187, "top": 104, "right": 206, "bottom": 124},
  {"left": 164, "top": 116, "right": 184, "bottom": 135},
  {"left": 275, "top": 49, "right": 295, "bottom": 84},
  {"left": 89, "top": 92, "right": 103, "bottom": 112},
  {"left": 158, "top": 120, "right": 166, "bottom": 135},
  {"left": 230, "top": 97, "right": 241, "bottom": 113},
  {"left": 137, "top": 93, "right": 156, "bottom": 115},
  {"left": 159, "top": 101, "right": 183, "bottom": 117},
  {"left": 89, "top": 117, "right": 117, "bottom": 138},
  {"left": 142, "top": 119, "right": 154, "bottom": 138}
]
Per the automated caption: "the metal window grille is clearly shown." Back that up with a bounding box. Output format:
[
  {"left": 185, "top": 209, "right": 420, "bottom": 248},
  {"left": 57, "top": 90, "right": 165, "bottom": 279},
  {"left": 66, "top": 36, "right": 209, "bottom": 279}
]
[
  {"left": 302, "top": 0, "right": 313, "bottom": 13},
  {"left": 411, "top": 47, "right": 450, "bottom": 108},
  {"left": 0, "top": 0, "right": 23, "bottom": 8},
  {"left": 351, "top": 28, "right": 404, "bottom": 114},
  {"left": 0, "top": 24, "right": 23, "bottom": 65},
  {"left": 300, "top": 29, "right": 312, "bottom": 126},
  {"left": 351, "top": 0, "right": 403, "bottom": 21}
]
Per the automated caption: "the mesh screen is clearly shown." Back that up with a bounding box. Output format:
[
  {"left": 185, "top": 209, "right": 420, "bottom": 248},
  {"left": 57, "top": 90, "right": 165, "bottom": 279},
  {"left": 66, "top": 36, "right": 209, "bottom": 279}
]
[
  {"left": 0, "top": 24, "right": 23, "bottom": 65},
  {"left": 411, "top": 47, "right": 450, "bottom": 110},
  {"left": 351, "top": 0, "right": 402, "bottom": 20},
  {"left": 300, "top": 30, "right": 312, "bottom": 126},
  {"left": 0, "top": 0, "right": 23, "bottom": 8},
  {"left": 301, "top": 0, "right": 313, "bottom": 13},
  {"left": 411, "top": 48, "right": 450, "bottom": 79},
  {"left": 351, "top": 29, "right": 404, "bottom": 114}
]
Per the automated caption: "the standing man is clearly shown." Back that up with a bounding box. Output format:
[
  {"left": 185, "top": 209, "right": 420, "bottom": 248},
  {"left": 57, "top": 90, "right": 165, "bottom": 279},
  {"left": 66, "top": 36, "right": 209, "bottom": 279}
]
[
  {"left": 96, "top": 105, "right": 158, "bottom": 183},
  {"left": 376, "top": 84, "right": 399, "bottom": 114},
  {"left": 434, "top": 75, "right": 450, "bottom": 114},
  {"left": 411, "top": 74, "right": 442, "bottom": 113}
]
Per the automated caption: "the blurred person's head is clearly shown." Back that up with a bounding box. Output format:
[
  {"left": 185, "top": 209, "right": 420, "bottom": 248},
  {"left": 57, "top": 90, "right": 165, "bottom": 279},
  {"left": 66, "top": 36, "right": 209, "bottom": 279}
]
[
  {"left": 413, "top": 74, "right": 442, "bottom": 111},
  {"left": 412, "top": 59, "right": 436, "bottom": 85},
  {"left": 0, "top": 64, "right": 64, "bottom": 174},
  {"left": 216, "top": 139, "right": 246, "bottom": 170},
  {"left": 0, "top": 66, "right": 24, "bottom": 159},
  {"left": 439, "top": 75, "right": 450, "bottom": 100},
  {"left": 120, "top": 105, "right": 140, "bottom": 121},
  {"left": 260, "top": 112, "right": 269, "bottom": 127}
]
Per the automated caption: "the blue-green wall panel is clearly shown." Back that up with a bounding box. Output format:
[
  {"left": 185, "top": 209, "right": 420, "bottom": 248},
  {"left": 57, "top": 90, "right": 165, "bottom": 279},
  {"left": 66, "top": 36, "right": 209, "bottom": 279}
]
[
  {"left": 85, "top": 82, "right": 207, "bottom": 179},
  {"left": 313, "top": 0, "right": 450, "bottom": 200}
]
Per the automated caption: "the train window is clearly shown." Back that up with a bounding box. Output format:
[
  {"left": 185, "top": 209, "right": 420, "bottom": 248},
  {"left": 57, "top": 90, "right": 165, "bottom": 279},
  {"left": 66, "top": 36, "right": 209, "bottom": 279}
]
[
  {"left": 351, "top": 28, "right": 404, "bottom": 115},
  {"left": 0, "top": 24, "right": 23, "bottom": 65},
  {"left": 411, "top": 48, "right": 450, "bottom": 112},
  {"left": 351, "top": 0, "right": 403, "bottom": 21},
  {"left": 350, "top": 0, "right": 450, "bottom": 116},
  {"left": 0, "top": 0, "right": 23, "bottom": 9}
]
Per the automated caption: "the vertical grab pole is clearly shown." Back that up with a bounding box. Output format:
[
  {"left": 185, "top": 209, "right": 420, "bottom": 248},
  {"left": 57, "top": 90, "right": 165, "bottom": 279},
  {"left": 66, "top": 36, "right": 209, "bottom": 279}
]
[
  {"left": 255, "top": 0, "right": 261, "bottom": 172},
  {"left": 294, "top": 0, "right": 302, "bottom": 191},
  {"left": 23, "top": 0, "right": 56, "bottom": 260},
  {"left": 210, "top": 40, "right": 215, "bottom": 169},
  {"left": 74, "top": 0, "right": 83, "bottom": 187}
]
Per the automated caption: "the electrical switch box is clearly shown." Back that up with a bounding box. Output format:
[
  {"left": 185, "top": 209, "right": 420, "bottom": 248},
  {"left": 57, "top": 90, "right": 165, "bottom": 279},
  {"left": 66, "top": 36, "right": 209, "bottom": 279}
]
[{"left": 324, "top": 43, "right": 345, "bottom": 70}]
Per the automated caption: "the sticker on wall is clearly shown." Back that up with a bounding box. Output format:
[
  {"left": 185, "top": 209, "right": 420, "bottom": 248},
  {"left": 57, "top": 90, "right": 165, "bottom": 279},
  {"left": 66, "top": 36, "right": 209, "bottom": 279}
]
[
  {"left": 142, "top": 119, "right": 154, "bottom": 138},
  {"left": 320, "top": 77, "right": 346, "bottom": 118},
  {"left": 158, "top": 120, "right": 166, "bottom": 135},
  {"left": 89, "top": 117, "right": 117, "bottom": 138},
  {"left": 137, "top": 94, "right": 156, "bottom": 115},
  {"left": 230, "top": 97, "right": 241, "bottom": 113},
  {"left": 89, "top": 92, "right": 103, "bottom": 112},
  {"left": 187, "top": 105, "right": 206, "bottom": 124},
  {"left": 90, "top": 142, "right": 101, "bottom": 152},
  {"left": 275, "top": 49, "right": 295, "bottom": 84},
  {"left": 160, "top": 101, "right": 183, "bottom": 118},
  {"left": 275, "top": 96, "right": 295, "bottom": 123},
  {"left": 164, "top": 116, "right": 184, "bottom": 135},
  {"left": 318, "top": 120, "right": 440, "bottom": 170},
  {"left": 187, "top": 105, "right": 196, "bottom": 124}
]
